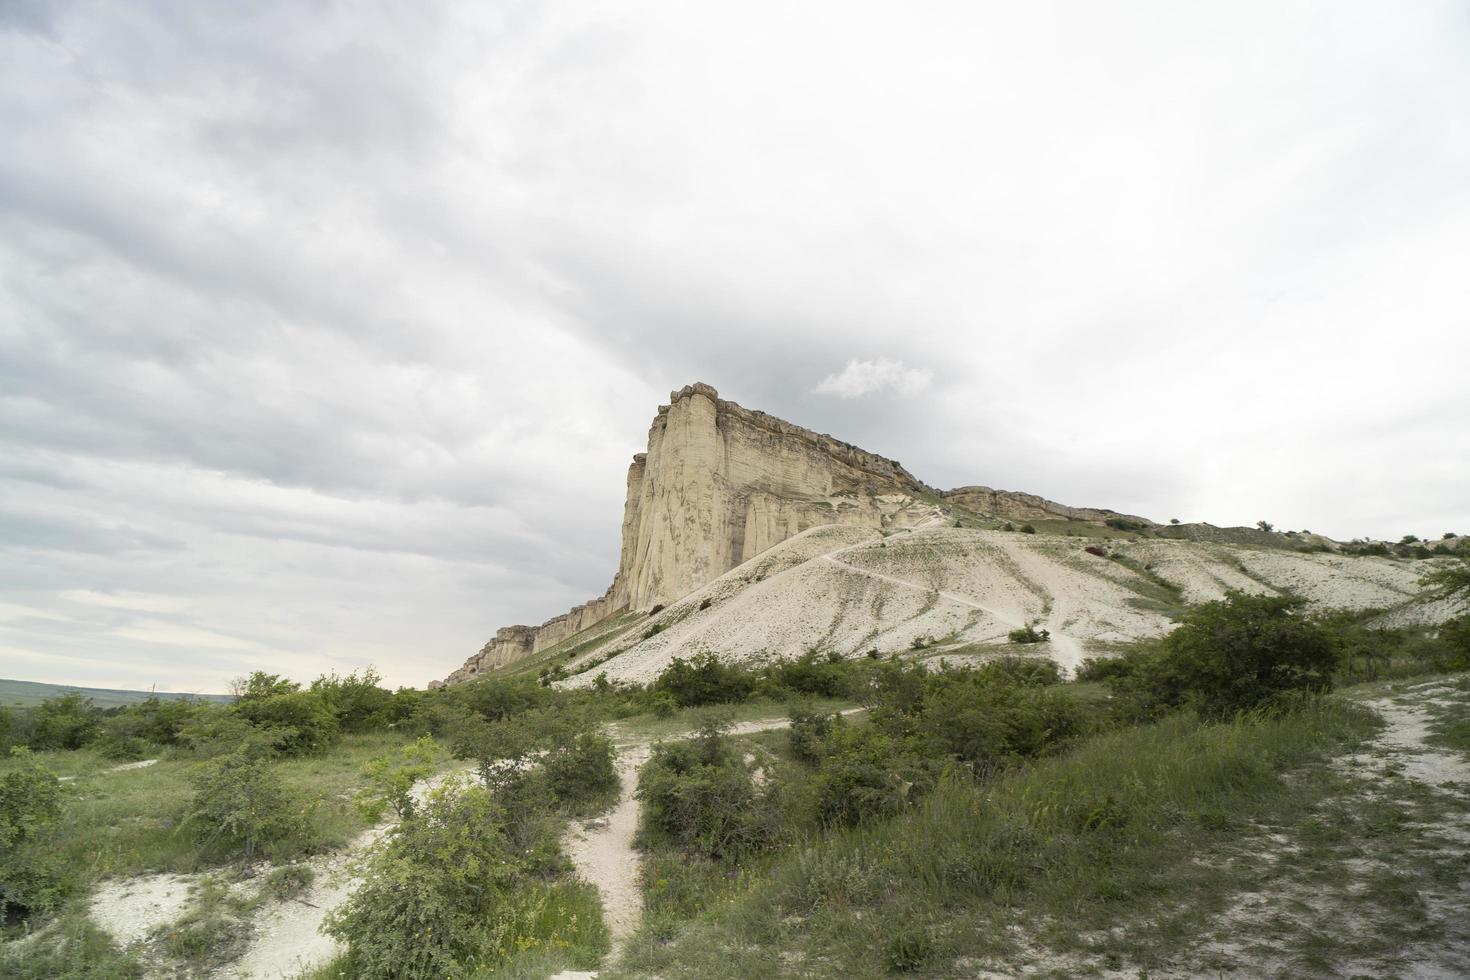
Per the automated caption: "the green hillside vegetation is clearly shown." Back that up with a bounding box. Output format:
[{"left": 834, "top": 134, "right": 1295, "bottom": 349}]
[{"left": 3, "top": 559, "right": 1468, "bottom": 978}]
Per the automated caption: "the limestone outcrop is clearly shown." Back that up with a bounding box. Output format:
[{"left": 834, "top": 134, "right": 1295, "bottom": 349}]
[{"left": 436, "top": 383, "right": 938, "bottom": 686}]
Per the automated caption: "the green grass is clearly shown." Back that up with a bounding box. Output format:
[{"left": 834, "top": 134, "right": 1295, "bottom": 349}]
[
  {"left": 0, "top": 732, "right": 445, "bottom": 889},
  {"left": 1421, "top": 675, "right": 1470, "bottom": 754},
  {"left": 610, "top": 696, "right": 1387, "bottom": 978},
  {"left": 0, "top": 910, "right": 143, "bottom": 978}
]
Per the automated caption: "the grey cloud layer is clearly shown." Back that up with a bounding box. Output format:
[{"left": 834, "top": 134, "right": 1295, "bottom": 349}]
[{"left": 2, "top": 0, "right": 1467, "bottom": 690}]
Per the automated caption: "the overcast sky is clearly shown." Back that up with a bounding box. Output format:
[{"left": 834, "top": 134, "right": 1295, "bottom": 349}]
[{"left": 2, "top": 1, "right": 1467, "bottom": 693}]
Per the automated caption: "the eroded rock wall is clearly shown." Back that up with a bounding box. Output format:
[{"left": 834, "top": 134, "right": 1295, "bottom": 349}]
[{"left": 437, "top": 383, "right": 928, "bottom": 685}]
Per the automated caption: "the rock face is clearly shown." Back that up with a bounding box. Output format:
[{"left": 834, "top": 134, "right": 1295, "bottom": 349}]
[
  {"left": 943, "top": 486, "right": 1154, "bottom": 527},
  {"left": 436, "top": 383, "right": 937, "bottom": 686}
]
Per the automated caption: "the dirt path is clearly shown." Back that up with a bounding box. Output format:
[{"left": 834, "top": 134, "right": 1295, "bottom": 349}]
[
  {"left": 556, "top": 711, "right": 862, "bottom": 979},
  {"left": 59, "top": 758, "right": 158, "bottom": 782},
  {"left": 1349, "top": 680, "right": 1470, "bottom": 787},
  {"left": 223, "top": 765, "right": 473, "bottom": 979},
  {"left": 820, "top": 553, "right": 1088, "bottom": 674}
]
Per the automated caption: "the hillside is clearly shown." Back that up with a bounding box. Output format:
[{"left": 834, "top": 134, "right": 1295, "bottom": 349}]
[
  {"left": 0, "top": 678, "right": 231, "bottom": 709},
  {"left": 439, "top": 384, "right": 1461, "bottom": 688},
  {"left": 531, "top": 525, "right": 1453, "bottom": 687}
]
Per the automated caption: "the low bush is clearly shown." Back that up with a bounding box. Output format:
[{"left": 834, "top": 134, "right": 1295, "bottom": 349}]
[
  {"left": 787, "top": 702, "right": 841, "bottom": 764},
  {"left": 652, "top": 653, "right": 755, "bottom": 707},
  {"left": 1107, "top": 592, "right": 1338, "bottom": 719},
  {"left": 27, "top": 693, "right": 101, "bottom": 751},
  {"left": 0, "top": 748, "right": 66, "bottom": 918},
  {"left": 355, "top": 736, "right": 439, "bottom": 822},
  {"left": 324, "top": 775, "right": 597, "bottom": 979},
  {"left": 185, "top": 749, "right": 303, "bottom": 861},
  {"left": 233, "top": 690, "right": 340, "bottom": 756},
  {"left": 637, "top": 724, "right": 782, "bottom": 861},
  {"left": 543, "top": 731, "right": 619, "bottom": 813},
  {"left": 1007, "top": 624, "right": 1050, "bottom": 644},
  {"left": 763, "top": 650, "right": 854, "bottom": 698},
  {"left": 311, "top": 669, "right": 393, "bottom": 733},
  {"left": 807, "top": 724, "right": 936, "bottom": 827}
]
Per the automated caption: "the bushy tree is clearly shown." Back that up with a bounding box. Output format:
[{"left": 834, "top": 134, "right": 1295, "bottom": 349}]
[
  {"left": 231, "top": 672, "right": 301, "bottom": 701},
  {"left": 232, "top": 690, "right": 339, "bottom": 755},
  {"left": 28, "top": 693, "right": 101, "bottom": 750},
  {"left": 311, "top": 668, "right": 392, "bottom": 733},
  {"left": 0, "top": 749, "right": 66, "bottom": 917}
]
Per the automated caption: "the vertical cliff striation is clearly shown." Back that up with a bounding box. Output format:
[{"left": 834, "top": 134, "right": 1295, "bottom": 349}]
[{"left": 436, "top": 383, "right": 934, "bottom": 685}]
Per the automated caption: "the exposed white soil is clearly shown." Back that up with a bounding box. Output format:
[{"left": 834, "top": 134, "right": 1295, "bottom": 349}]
[
  {"left": 1345, "top": 680, "right": 1470, "bottom": 789},
  {"left": 559, "top": 527, "right": 1441, "bottom": 689},
  {"left": 560, "top": 744, "right": 652, "bottom": 952},
  {"left": 89, "top": 873, "right": 197, "bottom": 948},
  {"left": 222, "top": 765, "right": 473, "bottom": 979}
]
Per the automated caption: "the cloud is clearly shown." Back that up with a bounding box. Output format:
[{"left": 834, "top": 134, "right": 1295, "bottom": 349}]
[
  {"left": 814, "top": 358, "right": 934, "bottom": 399},
  {"left": 0, "top": 0, "right": 1467, "bottom": 690}
]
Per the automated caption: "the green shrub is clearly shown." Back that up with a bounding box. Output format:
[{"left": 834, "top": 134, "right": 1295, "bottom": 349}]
[
  {"left": 1020, "top": 523, "right": 1037, "bottom": 534},
  {"left": 232, "top": 671, "right": 301, "bottom": 701},
  {"left": 808, "top": 724, "right": 935, "bottom": 827},
  {"left": 652, "top": 653, "right": 755, "bottom": 707},
  {"left": 324, "top": 776, "right": 559, "bottom": 979},
  {"left": 1112, "top": 592, "right": 1338, "bottom": 719},
  {"left": 763, "top": 650, "right": 854, "bottom": 698},
  {"left": 355, "top": 736, "right": 439, "bottom": 822},
  {"left": 787, "top": 702, "right": 841, "bottom": 764},
  {"left": 311, "top": 668, "right": 393, "bottom": 733},
  {"left": 637, "top": 724, "right": 782, "bottom": 860},
  {"left": 1442, "top": 615, "right": 1470, "bottom": 670},
  {"left": 1007, "top": 624, "right": 1050, "bottom": 644},
  {"left": 27, "top": 692, "right": 101, "bottom": 750},
  {"left": 233, "top": 690, "right": 340, "bottom": 756},
  {"left": 155, "top": 876, "right": 253, "bottom": 968},
  {"left": 917, "top": 673, "right": 1087, "bottom": 768},
  {"left": 177, "top": 709, "right": 277, "bottom": 758},
  {"left": 449, "top": 676, "right": 553, "bottom": 723},
  {"left": 0, "top": 748, "right": 66, "bottom": 918},
  {"left": 262, "top": 862, "right": 316, "bottom": 901},
  {"left": 1074, "top": 655, "right": 1133, "bottom": 683},
  {"left": 884, "top": 923, "right": 938, "bottom": 972},
  {"left": 185, "top": 749, "right": 303, "bottom": 861},
  {"left": 544, "top": 731, "right": 619, "bottom": 813},
  {"left": 975, "top": 656, "right": 1061, "bottom": 687},
  {"left": 0, "top": 913, "right": 142, "bottom": 978}
]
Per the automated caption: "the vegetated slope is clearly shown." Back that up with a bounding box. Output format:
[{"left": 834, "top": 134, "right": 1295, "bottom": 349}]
[
  {"left": 0, "top": 678, "right": 231, "bottom": 708},
  {"left": 551, "top": 526, "right": 1449, "bottom": 687}
]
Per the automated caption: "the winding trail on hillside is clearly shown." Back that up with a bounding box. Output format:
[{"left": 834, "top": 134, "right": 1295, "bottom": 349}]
[{"left": 819, "top": 552, "right": 1088, "bottom": 674}]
